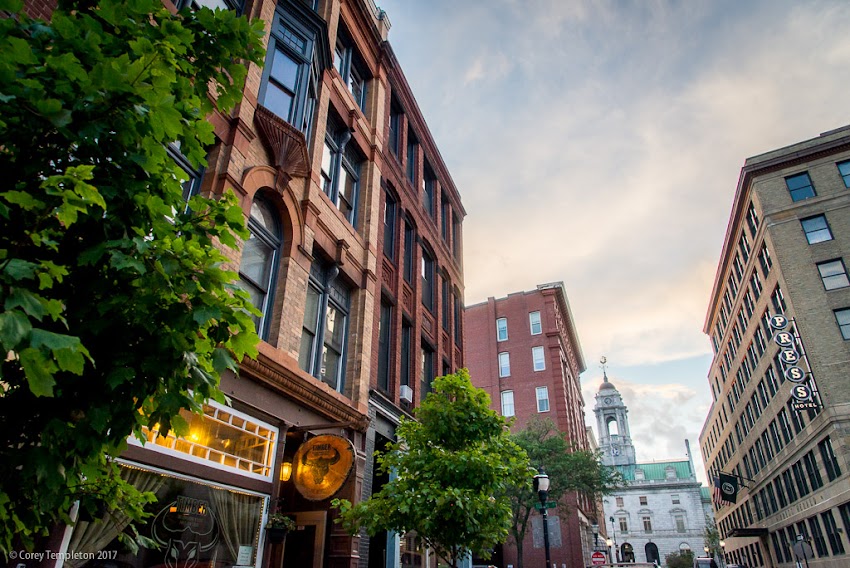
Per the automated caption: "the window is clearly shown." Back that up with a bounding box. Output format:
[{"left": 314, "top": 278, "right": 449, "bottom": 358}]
[
  {"left": 421, "top": 246, "right": 435, "bottom": 312},
  {"left": 642, "top": 516, "right": 652, "bottom": 533},
  {"left": 834, "top": 308, "right": 850, "bottom": 339},
  {"left": 804, "top": 450, "right": 824, "bottom": 490},
  {"left": 675, "top": 514, "right": 686, "bottom": 533},
  {"left": 321, "top": 120, "right": 362, "bottom": 225},
  {"left": 423, "top": 166, "right": 436, "bottom": 218},
  {"left": 442, "top": 276, "right": 450, "bottom": 332},
  {"left": 403, "top": 220, "right": 415, "bottom": 283},
  {"left": 838, "top": 160, "right": 850, "bottom": 187},
  {"left": 619, "top": 517, "right": 628, "bottom": 533},
  {"left": 639, "top": 496, "right": 648, "bottom": 506},
  {"left": 672, "top": 494, "right": 680, "bottom": 505},
  {"left": 536, "top": 386, "right": 550, "bottom": 412},
  {"left": 238, "top": 195, "right": 281, "bottom": 340},
  {"left": 260, "top": 9, "right": 321, "bottom": 135},
  {"left": 501, "top": 391, "right": 515, "bottom": 417},
  {"left": 819, "top": 437, "right": 842, "bottom": 481},
  {"left": 406, "top": 133, "right": 418, "bottom": 184},
  {"left": 529, "top": 311, "right": 542, "bottom": 335},
  {"left": 809, "top": 517, "right": 828, "bottom": 557},
  {"left": 616, "top": 497, "right": 624, "bottom": 508},
  {"left": 383, "top": 191, "right": 396, "bottom": 260},
  {"left": 388, "top": 100, "right": 401, "bottom": 156},
  {"left": 532, "top": 346, "right": 546, "bottom": 371},
  {"left": 771, "top": 286, "right": 786, "bottom": 314},
  {"left": 496, "top": 318, "right": 508, "bottom": 341},
  {"left": 802, "top": 215, "right": 833, "bottom": 244},
  {"left": 453, "top": 288, "right": 463, "bottom": 347},
  {"left": 452, "top": 211, "right": 461, "bottom": 259},
  {"left": 378, "top": 300, "right": 392, "bottom": 392},
  {"left": 746, "top": 201, "right": 760, "bottom": 236},
  {"left": 167, "top": 142, "right": 203, "bottom": 212},
  {"left": 498, "top": 352, "right": 511, "bottom": 378},
  {"left": 421, "top": 342, "right": 434, "bottom": 396},
  {"left": 759, "top": 243, "right": 773, "bottom": 276},
  {"left": 180, "top": 0, "right": 243, "bottom": 11},
  {"left": 786, "top": 172, "right": 816, "bottom": 201},
  {"left": 298, "top": 262, "right": 351, "bottom": 392},
  {"left": 441, "top": 197, "right": 450, "bottom": 242},
  {"left": 400, "top": 320, "right": 412, "bottom": 389},
  {"left": 818, "top": 259, "right": 850, "bottom": 290},
  {"left": 822, "top": 510, "right": 845, "bottom": 555},
  {"left": 334, "top": 28, "right": 367, "bottom": 111}
]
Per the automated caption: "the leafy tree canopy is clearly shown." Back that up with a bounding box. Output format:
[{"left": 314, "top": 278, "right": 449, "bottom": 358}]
[
  {"left": 666, "top": 549, "right": 696, "bottom": 568},
  {"left": 506, "top": 416, "right": 624, "bottom": 568},
  {"left": 0, "top": 0, "right": 264, "bottom": 553},
  {"left": 333, "top": 370, "right": 530, "bottom": 568}
]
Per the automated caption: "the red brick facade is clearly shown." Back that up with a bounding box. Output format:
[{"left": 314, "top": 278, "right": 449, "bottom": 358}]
[{"left": 465, "top": 283, "right": 593, "bottom": 568}]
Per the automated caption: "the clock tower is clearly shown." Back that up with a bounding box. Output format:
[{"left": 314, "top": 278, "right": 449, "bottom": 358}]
[{"left": 594, "top": 360, "right": 637, "bottom": 466}]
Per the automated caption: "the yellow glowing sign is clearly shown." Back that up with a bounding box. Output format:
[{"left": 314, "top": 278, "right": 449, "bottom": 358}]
[{"left": 292, "top": 435, "right": 355, "bottom": 501}]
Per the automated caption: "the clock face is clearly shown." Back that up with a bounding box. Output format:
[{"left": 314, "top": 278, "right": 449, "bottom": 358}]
[
  {"left": 612, "top": 447, "right": 621, "bottom": 456},
  {"left": 604, "top": 397, "right": 612, "bottom": 404}
]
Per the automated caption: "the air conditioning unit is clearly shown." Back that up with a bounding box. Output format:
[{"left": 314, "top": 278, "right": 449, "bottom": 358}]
[{"left": 399, "top": 385, "right": 413, "bottom": 403}]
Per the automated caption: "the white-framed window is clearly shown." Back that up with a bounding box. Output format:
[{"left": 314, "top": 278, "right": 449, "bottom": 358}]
[
  {"left": 529, "top": 311, "right": 542, "bottom": 335},
  {"left": 616, "top": 497, "right": 624, "bottom": 507},
  {"left": 619, "top": 517, "right": 628, "bottom": 532},
  {"left": 131, "top": 400, "right": 278, "bottom": 481},
  {"left": 817, "top": 259, "right": 850, "bottom": 290},
  {"left": 536, "top": 386, "right": 550, "bottom": 412},
  {"left": 498, "top": 352, "right": 511, "bottom": 377},
  {"left": 501, "top": 390, "right": 515, "bottom": 417},
  {"left": 532, "top": 346, "right": 546, "bottom": 371},
  {"left": 642, "top": 515, "right": 652, "bottom": 533},
  {"left": 496, "top": 317, "right": 508, "bottom": 341},
  {"left": 672, "top": 494, "right": 680, "bottom": 504},
  {"left": 675, "top": 514, "right": 686, "bottom": 533}
]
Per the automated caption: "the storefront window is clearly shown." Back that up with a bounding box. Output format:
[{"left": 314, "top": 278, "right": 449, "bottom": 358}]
[
  {"left": 133, "top": 402, "right": 277, "bottom": 480},
  {"left": 67, "top": 464, "right": 266, "bottom": 568}
]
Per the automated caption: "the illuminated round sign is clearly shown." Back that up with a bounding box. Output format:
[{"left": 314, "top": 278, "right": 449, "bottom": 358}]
[
  {"left": 784, "top": 366, "right": 806, "bottom": 383},
  {"left": 773, "top": 331, "right": 794, "bottom": 347},
  {"left": 293, "top": 435, "right": 355, "bottom": 501},
  {"left": 791, "top": 384, "right": 811, "bottom": 401},
  {"left": 769, "top": 314, "right": 789, "bottom": 330},
  {"left": 779, "top": 349, "right": 799, "bottom": 365}
]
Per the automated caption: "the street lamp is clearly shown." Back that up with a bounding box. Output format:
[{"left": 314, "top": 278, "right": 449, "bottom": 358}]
[
  {"left": 719, "top": 540, "right": 726, "bottom": 568},
  {"left": 609, "top": 516, "right": 620, "bottom": 562},
  {"left": 533, "top": 466, "right": 552, "bottom": 568},
  {"left": 606, "top": 538, "right": 613, "bottom": 563}
]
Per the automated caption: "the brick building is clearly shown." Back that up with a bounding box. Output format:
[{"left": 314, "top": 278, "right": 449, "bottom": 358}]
[
  {"left": 465, "top": 283, "right": 593, "bottom": 568},
  {"left": 699, "top": 126, "right": 850, "bottom": 568},
  {"left": 30, "top": 1, "right": 465, "bottom": 568}
]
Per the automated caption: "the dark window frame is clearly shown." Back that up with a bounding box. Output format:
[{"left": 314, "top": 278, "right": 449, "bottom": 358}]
[{"left": 786, "top": 172, "right": 816, "bottom": 202}]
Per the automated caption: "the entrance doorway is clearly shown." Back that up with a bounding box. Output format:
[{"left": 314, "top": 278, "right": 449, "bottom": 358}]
[
  {"left": 282, "top": 511, "right": 326, "bottom": 568},
  {"left": 645, "top": 542, "right": 660, "bottom": 564},
  {"left": 621, "top": 542, "right": 635, "bottom": 562}
]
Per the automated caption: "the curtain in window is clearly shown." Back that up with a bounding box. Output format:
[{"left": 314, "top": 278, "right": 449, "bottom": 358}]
[{"left": 209, "top": 488, "right": 263, "bottom": 562}]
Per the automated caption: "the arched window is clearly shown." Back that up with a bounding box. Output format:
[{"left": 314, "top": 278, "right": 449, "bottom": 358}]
[
  {"left": 238, "top": 195, "right": 281, "bottom": 340},
  {"left": 607, "top": 417, "right": 619, "bottom": 436}
]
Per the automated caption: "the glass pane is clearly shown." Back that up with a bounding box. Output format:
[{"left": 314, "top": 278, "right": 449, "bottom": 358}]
[
  {"left": 321, "top": 345, "right": 341, "bottom": 389},
  {"left": 302, "top": 286, "right": 321, "bottom": 333},
  {"left": 240, "top": 232, "right": 274, "bottom": 288},
  {"left": 249, "top": 199, "right": 278, "bottom": 236},
  {"left": 271, "top": 49, "right": 299, "bottom": 90},
  {"left": 264, "top": 83, "right": 293, "bottom": 121},
  {"left": 338, "top": 167, "right": 355, "bottom": 219},
  {"left": 322, "top": 141, "right": 334, "bottom": 194},
  {"left": 298, "top": 329, "right": 315, "bottom": 371},
  {"left": 324, "top": 304, "right": 345, "bottom": 350}
]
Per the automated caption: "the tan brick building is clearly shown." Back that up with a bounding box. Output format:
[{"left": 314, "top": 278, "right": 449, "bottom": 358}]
[
  {"left": 36, "top": 1, "right": 465, "bottom": 568},
  {"left": 700, "top": 126, "right": 850, "bottom": 568}
]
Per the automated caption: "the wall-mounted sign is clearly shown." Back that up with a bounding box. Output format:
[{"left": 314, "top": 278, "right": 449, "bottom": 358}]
[
  {"left": 293, "top": 435, "right": 355, "bottom": 501},
  {"left": 770, "top": 314, "right": 821, "bottom": 413}
]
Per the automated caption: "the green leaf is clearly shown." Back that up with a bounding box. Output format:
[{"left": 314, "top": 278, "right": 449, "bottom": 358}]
[
  {"left": 3, "top": 259, "right": 38, "bottom": 280},
  {"left": 5, "top": 288, "right": 46, "bottom": 320},
  {"left": 0, "top": 191, "right": 45, "bottom": 210},
  {"left": 19, "top": 347, "right": 57, "bottom": 397},
  {"left": 0, "top": 310, "right": 32, "bottom": 351},
  {"left": 29, "top": 328, "right": 82, "bottom": 351}
]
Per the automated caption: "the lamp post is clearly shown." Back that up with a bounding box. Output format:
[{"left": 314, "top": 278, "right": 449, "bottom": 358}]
[
  {"left": 533, "top": 466, "right": 552, "bottom": 568},
  {"left": 606, "top": 538, "right": 613, "bottom": 563},
  {"left": 591, "top": 522, "right": 599, "bottom": 549},
  {"left": 609, "top": 516, "right": 620, "bottom": 562},
  {"left": 719, "top": 540, "right": 726, "bottom": 568}
]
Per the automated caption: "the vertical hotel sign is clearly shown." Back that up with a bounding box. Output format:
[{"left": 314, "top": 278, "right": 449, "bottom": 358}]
[{"left": 769, "top": 314, "right": 821, "bottom": 412}]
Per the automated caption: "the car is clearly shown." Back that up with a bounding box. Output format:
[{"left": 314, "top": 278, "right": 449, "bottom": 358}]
[{"left": 694, "top": 558, "right": 718, "bottom": 568}]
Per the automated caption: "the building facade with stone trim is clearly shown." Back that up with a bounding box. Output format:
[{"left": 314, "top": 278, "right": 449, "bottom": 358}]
[
  {"left": 699, "top": 126, "right": 850, "bottom": 568},
  {"left": 465, "top": 283, "right": 592, "bottom": 568},
  {"left": 596, "top": 377, "right": 709, "bottom": 565},
  {"left": 23, "top": 1, "right": 465, "bottom": 568}
]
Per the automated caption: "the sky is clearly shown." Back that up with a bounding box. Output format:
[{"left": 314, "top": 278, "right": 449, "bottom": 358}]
[{"left": 376, "top": 0, "right": 850, "bottom": 484}]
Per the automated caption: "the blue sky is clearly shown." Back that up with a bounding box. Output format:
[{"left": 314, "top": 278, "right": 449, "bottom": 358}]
[{"left": 377, "top": 0, "right": 850, "bottom": 483}]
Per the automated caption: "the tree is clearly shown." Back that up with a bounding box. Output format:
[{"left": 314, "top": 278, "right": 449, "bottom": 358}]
[
  {"left": 666, "top": 549, "right": 695, "bottom": 568},
  {"left": 506, "top": 416, "right": 624, "bottom": 568},
  {"left": 0, "top": 0, "right": 264, "bottom": 553},
  {"left": 333, "top": 370, "right": 529, "bottom": 568},
  {"left": 704, "top": 515, "right": 722, "bottom": 559}
]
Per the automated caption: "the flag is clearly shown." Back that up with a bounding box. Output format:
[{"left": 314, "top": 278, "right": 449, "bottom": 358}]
[
  {"left": 718, "top": 472, "right": 739, "bottom": 504},
  {"left": 713, "top": 473, "right": 738, "bottom": 507}
]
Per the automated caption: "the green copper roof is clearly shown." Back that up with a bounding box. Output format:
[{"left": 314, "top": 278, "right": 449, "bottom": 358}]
[
  {"left": 701, "top": 487, "right": 711, "bottom": 501},
  {"left": 614, "top": 460, "right": 693, "bottom": 481}
]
